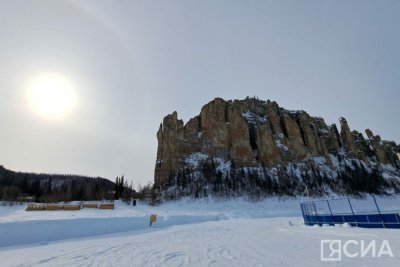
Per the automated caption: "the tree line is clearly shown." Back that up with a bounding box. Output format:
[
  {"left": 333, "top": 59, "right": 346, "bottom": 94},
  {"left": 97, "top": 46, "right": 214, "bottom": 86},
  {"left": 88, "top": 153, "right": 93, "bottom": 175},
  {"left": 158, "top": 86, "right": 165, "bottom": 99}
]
[
  {"left": 114, "top": 175, "right": 136, "bottom": 200},
  {"left": 0, "top": 165, "right": 114, "bottom": 202}
]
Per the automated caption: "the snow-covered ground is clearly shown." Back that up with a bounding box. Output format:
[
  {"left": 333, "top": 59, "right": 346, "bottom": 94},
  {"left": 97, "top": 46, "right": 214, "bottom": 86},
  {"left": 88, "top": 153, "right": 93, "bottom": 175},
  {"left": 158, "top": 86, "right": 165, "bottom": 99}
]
[{"left": 0, "top": 197, "right": 399, "bottom": 266}]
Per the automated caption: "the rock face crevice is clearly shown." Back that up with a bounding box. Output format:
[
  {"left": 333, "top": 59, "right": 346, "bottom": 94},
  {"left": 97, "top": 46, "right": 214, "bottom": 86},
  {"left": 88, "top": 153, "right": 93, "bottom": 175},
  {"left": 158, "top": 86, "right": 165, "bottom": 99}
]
[{"left": 154, "top": 97, "right": 400, "bottom": 197}]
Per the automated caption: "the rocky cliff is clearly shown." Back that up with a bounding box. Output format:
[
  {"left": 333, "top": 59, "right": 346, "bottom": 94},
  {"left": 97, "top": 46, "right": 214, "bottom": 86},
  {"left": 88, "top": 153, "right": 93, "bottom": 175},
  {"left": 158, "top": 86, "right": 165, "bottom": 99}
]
[{"left": 154, "top": 97, "right": 400, "bottom": 198}]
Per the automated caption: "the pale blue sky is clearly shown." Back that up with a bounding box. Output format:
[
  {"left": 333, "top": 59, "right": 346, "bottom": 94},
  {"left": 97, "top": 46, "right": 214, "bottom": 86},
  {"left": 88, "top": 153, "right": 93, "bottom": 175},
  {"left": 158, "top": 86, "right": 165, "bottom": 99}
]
[{"left": 0, "top": 0, "right": 399, "bottom": 186}]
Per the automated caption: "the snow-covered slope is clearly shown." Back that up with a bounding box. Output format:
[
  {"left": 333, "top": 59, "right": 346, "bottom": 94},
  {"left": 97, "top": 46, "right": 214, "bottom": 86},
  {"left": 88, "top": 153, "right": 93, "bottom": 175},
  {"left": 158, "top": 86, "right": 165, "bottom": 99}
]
[
  {"left": 0, "top": 198, "right": 302, "bottom": 223},
  {"left": 0, "top": 197, "right": 399, "bottom": 266},
  {"left": 0, "top": 198, "right": 303, "bottom": 248},
  {"left": 1, "top": 217, "right": 400, "bottom": 266}
]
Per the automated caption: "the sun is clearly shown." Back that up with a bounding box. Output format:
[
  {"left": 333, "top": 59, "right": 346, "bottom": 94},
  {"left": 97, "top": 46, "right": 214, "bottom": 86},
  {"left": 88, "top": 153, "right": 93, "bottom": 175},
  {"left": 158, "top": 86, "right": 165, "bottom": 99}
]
[{"left": 27, "top": 73, "right": 77, "bottom": 119}]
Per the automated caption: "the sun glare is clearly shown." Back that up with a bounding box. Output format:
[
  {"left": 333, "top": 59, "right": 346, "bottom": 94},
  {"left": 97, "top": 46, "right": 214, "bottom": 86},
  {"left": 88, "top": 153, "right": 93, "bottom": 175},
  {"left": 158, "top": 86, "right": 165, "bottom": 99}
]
[{"left": 27, "top": 74, "right": 77, "bottom": 119}]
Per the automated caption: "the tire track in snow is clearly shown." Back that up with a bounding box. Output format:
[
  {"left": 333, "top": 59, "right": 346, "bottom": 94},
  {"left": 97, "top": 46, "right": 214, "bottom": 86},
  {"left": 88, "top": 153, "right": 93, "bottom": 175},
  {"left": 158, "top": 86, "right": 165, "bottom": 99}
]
[{"left": 2, "top": 217, "right": 400, "bottom": 267}]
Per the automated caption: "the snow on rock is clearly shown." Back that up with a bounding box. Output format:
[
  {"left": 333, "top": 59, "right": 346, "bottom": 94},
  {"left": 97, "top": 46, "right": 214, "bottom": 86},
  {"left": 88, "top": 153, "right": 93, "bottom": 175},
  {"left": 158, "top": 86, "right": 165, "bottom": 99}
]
[
  {"left": 318, "top": 128, "right": 330, "bottom": 135},
  {"left": 310, "top": 156, "right": 326, "bottom": 166},
  {"left": 214, "top": 158, "right": 232, "bottom": 176},
  {"left": 184, "top": 153, "right": 208, "bottom": 168},
  {"left": 288, "top": 110, "right": 306, "bottom": 115},
  {"left": 242, "top": 111, "right": 268, "bottom": 124},
  {"left": 286, "top": 163, "right": 302, "bottom": 179},
  {"left": 275, "top": 133, "right": 289, "bottom": 151}
]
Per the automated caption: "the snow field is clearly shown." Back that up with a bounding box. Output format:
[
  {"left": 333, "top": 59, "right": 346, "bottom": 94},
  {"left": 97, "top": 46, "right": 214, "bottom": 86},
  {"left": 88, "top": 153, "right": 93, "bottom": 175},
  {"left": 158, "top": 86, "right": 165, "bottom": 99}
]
[
  {"left": 1, "top": 217, "right": 400, "bottom": 266},
  {"left": 0, "top": 196, "right": 399, "bottom": 266}
]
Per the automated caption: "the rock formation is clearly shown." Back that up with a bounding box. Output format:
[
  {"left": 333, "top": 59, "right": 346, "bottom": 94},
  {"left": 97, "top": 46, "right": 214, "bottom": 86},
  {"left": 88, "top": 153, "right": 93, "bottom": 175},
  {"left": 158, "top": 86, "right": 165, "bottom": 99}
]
[{"left": 154, "top": 97, "right": 400, "bottom": 198}]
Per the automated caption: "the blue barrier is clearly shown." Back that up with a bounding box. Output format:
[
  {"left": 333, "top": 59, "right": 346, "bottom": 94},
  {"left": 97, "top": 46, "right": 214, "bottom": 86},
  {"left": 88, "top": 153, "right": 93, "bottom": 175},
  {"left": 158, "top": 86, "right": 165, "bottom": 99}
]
[{"left": 300, "top": 196, "right": 400, "bottom": 229}]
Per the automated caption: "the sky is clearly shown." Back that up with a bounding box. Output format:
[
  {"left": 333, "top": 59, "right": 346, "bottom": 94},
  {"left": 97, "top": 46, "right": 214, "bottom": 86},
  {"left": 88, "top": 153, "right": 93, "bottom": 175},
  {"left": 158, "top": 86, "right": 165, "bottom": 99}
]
[{"left": 0, "top": 0, "right": 399, "bottom": 187}]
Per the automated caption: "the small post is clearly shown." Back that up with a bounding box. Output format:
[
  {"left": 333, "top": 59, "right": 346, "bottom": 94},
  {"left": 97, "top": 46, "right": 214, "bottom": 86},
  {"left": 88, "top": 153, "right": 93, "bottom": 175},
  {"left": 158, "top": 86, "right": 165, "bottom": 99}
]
[
  {"left": 149, "top": 214, "right": 157, "bottom": 227},
  {"left": 372, "top": 195, "right": 385, "bottom": 228},
  {"left": 347, "top": 198, "right": 358, "bottom": 227}
]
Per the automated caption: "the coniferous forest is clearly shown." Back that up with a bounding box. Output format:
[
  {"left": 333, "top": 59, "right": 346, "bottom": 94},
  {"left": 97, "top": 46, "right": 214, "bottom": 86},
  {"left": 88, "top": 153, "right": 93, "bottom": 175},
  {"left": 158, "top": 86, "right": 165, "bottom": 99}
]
[{"left": 0, "top": 165, "right": 115, "bottom": 202}]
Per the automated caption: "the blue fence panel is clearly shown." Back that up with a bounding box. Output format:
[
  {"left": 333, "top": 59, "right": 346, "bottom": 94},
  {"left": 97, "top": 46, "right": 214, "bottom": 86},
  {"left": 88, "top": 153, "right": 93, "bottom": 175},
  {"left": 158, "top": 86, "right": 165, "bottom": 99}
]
[
  {"left": 300, "top": 196, "right": 400, "bottom": 229},
  {"left": 326, "top": 198, "right": 352, "bottom": 215}
]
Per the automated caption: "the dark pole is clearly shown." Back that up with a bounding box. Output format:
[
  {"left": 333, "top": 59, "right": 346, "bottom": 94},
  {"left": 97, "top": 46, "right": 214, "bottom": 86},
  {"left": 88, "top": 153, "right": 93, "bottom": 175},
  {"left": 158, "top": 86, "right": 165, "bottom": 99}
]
[
  {"left": 372, "top": 195, "right": 385, "bottom": 228},
  {"left": 347, "top": 198, "right": 358, "bottom": 227},
  {"left": 327, "top": 200, "right": 334, "bottom": 226},
  {"left": 300, "top": 203, "right": 306, "bottom": 225},
  {"left": 313, "top": 202, "right": 320, "bottom": 226}
]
